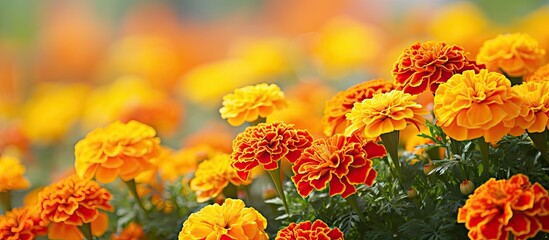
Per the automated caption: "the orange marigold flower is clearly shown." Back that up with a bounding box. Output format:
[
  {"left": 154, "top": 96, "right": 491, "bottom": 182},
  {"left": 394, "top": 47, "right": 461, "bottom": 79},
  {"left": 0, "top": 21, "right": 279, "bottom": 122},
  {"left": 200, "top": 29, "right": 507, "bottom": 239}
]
[
  {"left": 220, "top": 83, "right": 288, "bottom": 126},
  {"left": 322, "top": 79, "right": 395, "bottom": 136},
  {"left": 477, "top": 33, "right": 546, "bottom": 77},
  {"left": 178, "top": 198, "right": 268, "bottom": 240},
  {"left": 75, "top": 120, "right": 161, "bottom": 183},
  {"left": 38, "top": 176, "right": 113, "bottom": 240},
  {"left": 392, "top": 41, "right": 484, "bottom": 95},
  {"left": 0, "top": 207, "right": 46, "bottom": 240},
  {"left": 525, "top": 63, "right": 549, "bottom": 82},
  {"left": 276, "top": 219, "right": 344, "bottom": 240},
  {"left": 433, "top": 69, "right": 522, "bottom": 143},
  {"left": 0, "top": 155, "right": 30, "bottom": 192},
  {"left": 190, "top": 154, "right": 250, "bottom": 203},
  {"left": 512, "top": 81, "right": 549, "bottom": 134},
  {"left": 292, "top": 134, "right": 385, "bottom": 198},
  {"left": 111, "top": 222, "right": 146, "bottom": 240},
  {"left": 457, "top": 174, "right": 549, "bottom": 239},
  {"left": 344, "top": 90, "right": 429, "bottom": 139},
  {"left": 231, "top": 121, "right": 313, "bottom": 181}
]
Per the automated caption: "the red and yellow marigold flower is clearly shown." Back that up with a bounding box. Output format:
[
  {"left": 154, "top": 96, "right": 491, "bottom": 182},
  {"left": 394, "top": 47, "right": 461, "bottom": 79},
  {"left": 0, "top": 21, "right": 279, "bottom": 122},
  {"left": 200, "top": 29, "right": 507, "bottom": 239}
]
[
  {"left": 392, "top": 41, "right": 484, "bottom": 94},
  {"left": 344, "top": 90, "right": 428, "bottom": 139},
  {"left": 0, "top": 206, "right": 47, "bottom": 240},
  {"left": 190, "top": 154, "right": 251, "bottom": 203},
  {"left": 231, "top": 121, "right": 313, "bottom": 181},
  {"left": 525, "top": 63, "right": 549, "bottom": 82},
  {"left": 219, "top": 83, "right": 288, "bottom": 126},
  {"left": 75, "top": 120, "right": 161, "bottom": 183},
  {"left": 0, "top": 155, "right": 30, "bottom": 192},
  {"left": 38, "top": 176, "right": 113, "bottom": 240},
  {"left": 457, "top": 174, "right": 549, "bottom": 239},
  {"left": 292, "top": 134, "right": 386, "bottom": 198},
  {"left": 434, "top": 69, "right": 522, "bottom": 143},
  {"left": 276, "top": 219, "right": 344, "bottom": 240},
  {"left": 322, "top": 79, "right": 395, "bottom": 136},
  {"left": 512, "top": 81, "right": 549, "bottom": 134},
  {"left": 477, "top": 33, "right": 546, "bottom": 77},
  {"left": 111, "top": 222, "right": 146, "bottom": 240},
  {"left": 178, "top": 198, "right": 268, "bottom": 240}
]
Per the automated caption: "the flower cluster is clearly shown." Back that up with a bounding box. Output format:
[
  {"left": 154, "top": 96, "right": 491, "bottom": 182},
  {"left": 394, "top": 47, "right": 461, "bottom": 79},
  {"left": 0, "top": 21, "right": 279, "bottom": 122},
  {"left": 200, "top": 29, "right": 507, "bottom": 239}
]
[
  {"left": 0, "top": 207, "right": 46, "bottom": 240},
  {"left": 457, "top": 174, "right": 549, "bottom": 239},
  {"left": 276, "top": 219, "right": 344, "bottom": 240}
]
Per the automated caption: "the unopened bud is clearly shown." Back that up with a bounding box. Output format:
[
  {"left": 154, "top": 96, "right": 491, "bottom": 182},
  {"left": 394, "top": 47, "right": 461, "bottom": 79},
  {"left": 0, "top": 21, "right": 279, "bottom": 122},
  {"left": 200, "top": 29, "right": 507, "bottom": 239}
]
[
  {"left": 407, "top": 188, "right": 418, "bottom": 199},
  {"left": 460, "top": 179, "right": 475, "bottom": 195}
]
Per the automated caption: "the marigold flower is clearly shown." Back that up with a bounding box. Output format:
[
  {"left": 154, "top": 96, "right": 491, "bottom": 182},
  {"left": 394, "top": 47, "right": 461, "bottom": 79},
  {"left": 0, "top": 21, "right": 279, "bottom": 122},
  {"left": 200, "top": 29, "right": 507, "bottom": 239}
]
[
  {"left": 276, "top": 219, "right": 344, "bottom": 240},
  {"left": 457, "top": 174, "right": 549, "bottom": 239},
  {"left": 190, "top": 154, "right": 250, "bottom": 203},
  {"left": 323, "top": 79, "right": 395, "bottom": 136},
  {"left": 111, "top": 222, "right": 146, "bottom": 240},
  {"left": 0, "top": 207, "right": 47, "bottom": 240},
  {"left": 231, "top": 121, "right": 313, "bottom": 181},
  {"left": 75, "top": 120, "right": 160, "bottom": 183},
  {"left": 292, "top": 134, "right": 385, "bottom": 198},
  {"left": 477, "top": 33, "right": 546, "bottom": 77},
  {"left": 0, "top": 155, "right": 30, "bottom": 192},
  {"left": 220, "top": 83, "right": 288, "bottom": 126},
  {"left": 38, "top": 176, "right": 113, "bottom": 240},
  {"left": 512, "top": 81, "right": 549, "bottom": 134},
  {"left": 392, "top": 41, "right": 484, "bottom": 94},
  {"left": 433, "top": 69, "right": 522, "bottom": 143},
  {"left": 344, "top": 90, "right": 428, "bottom": 139},
  {"left": 178, "top": 198, "right": 268, "bottom": 240},
  {"left": 525, "top": 63, "right": 549, "bottom": 83}
]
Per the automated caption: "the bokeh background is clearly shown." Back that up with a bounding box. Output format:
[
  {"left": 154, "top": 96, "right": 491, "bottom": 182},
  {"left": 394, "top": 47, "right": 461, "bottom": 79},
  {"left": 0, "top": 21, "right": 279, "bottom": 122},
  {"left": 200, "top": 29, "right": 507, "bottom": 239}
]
[{"left": 1, "top": 0, "right": 549, "bottom": 191}]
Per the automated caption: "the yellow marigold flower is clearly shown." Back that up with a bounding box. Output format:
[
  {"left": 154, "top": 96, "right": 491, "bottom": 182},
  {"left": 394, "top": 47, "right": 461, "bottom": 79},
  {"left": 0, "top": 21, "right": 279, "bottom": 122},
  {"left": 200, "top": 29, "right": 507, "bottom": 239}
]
[
  {"left": 323, "top": 79, "right": 395, "bottom": 136},
  {"left": 38, "top": 176, "right": 113, "bottom": 240},
  {"left": 344, "top": 90, "right": 428, "bottom": 139},
  {"left": 0, "top": 155, "right": 30, "bottom": 192},
  {"left": 457, "top": 174, "right": 549, "bottom": 239},
  {"left": 434, "top": 69, "right": 522, "bottom": 143},
  {"left": 178, "top": 198, "right": 268, "bottom": 240},
  {"left": 0, "top": 206, "right": 47, "bottom": 240},
  {"left": 477, "top": 33, "right": 546, "bottom": 77},
  {"left": 512, "top": 81, "right": 549, "bottom": 134},
  {"left": 525, "top": 63, "right": 549, "bottom": 82},
  {"left": 111, "top": 222, "right": 146, "bottom": 240},
  {"left": 75, "top": 120, "right": 160, "bottom": 183},
  {"left": 220, "top": 83, "right": 288, "bottom": 126},
  {"left": 392, "top": 41, "right": 484, "bottom": 95},
  {"left": 190, "top": 154, "right": 250, "bottom": 203}
]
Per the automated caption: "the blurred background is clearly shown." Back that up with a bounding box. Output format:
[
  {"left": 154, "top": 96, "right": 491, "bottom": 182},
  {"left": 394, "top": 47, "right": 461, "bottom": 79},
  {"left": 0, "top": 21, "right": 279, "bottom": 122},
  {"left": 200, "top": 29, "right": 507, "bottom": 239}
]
[{"left": 1, "top": 0, "right": 548, "bottom": 185}]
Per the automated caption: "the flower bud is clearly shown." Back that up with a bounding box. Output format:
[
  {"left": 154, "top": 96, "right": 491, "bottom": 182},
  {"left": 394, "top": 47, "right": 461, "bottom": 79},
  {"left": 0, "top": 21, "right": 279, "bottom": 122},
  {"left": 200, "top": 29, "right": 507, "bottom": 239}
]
[
  {"left": 423, "top": 162, "right": 435, "bottom": 175},
  {"left": 460, "top": 179, "right": 475, "bottom": 195},
  {"left": 407, "top": 188, "right": 418, "bottom": 199}
]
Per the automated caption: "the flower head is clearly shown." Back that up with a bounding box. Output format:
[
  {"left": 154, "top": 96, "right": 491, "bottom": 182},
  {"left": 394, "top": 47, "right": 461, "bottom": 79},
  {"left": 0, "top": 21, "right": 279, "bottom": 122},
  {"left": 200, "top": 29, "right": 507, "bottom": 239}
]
[
  {"left": 323, "top": 79, "right": 395, "bottom": 136},
  {"left": 344, "top": 90, "right": 428, "bottom": 139},
  {"left": 178, "top": 198, "right": 268, "bottom": 240},
  {"left": 191, "top": 154, "right": 250, "bottom": 203},
  {"left": 220, "top": 83, "right": 288, "bottom": 126},
  {"left": 276, "top": 219, "right": 344, "bottom": 240},
  {"left": 111, "top": 222, "right": 146, "bottom": 240},
  {"left": 433, "top": 69, "right": 522, "bottom": 142},
  {"left": 477, "top": 33, "right": 546, "bottom": 77},
  {"left": 75, "top": 120, "right": 161, "bottom": 183},
  {"left": 292, "top": 134, "right": 385, "bottom": 198},
  {"left": 0, "top": 207, "right": 47, "bottom": 240},
  {"left": 512, "top": 81, "right": 549, "bottom": 134},
  {"left": 38, "top": 176, "right": 113, "bottom": 240},
  {"left": 392, "top": 41, "right": 484, "bottom": 94},
  {"left": 0, "top": 155, "right": 30, "bottom": 192},
  {"left": 457, "top": 174, "right": 549, "bottom": 239},
  {"left": 525, "top": 62, "right": 549, "bottom": 83},
  {"left": 231, "top": 121, "right": 313, "bottom": 181}
]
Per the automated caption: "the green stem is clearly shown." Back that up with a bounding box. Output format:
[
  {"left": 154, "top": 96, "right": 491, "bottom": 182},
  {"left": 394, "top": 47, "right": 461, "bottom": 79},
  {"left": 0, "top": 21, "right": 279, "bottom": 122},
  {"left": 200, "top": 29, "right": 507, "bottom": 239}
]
[
  {"left": 449, "top": 138, "right": 462, "bottom": 157},
  {"left": 527, "top": 130, "right": 549, "bottom": 165},
  {"left": 380, "top": 131, "right": 405, "bottom": 191},
  {"left": 0, "top": 191, "right": 11, "bottom": 212},
  {"left": 477, "top": 138, "right": 490, "bottom": 178},
  {"left": 124, "top": 179, "right": 148, "bottom": 213},
  {"left": 501, "top": 69, "right": 523, "bottom": 86},
  {"left": 222, "top": 183, "right": 238, "bottom": 199},
  {"left": 251, "top": 117, "right": 267, "bottom": 126},
  {"left": 78, "top": 222, "right": 93, "bottom": 240},
  {"left": 267, "top": 168, "right": 290, "bottom": 215},
  {"left": 345, "top": 194, "right": 367, "bottom": 225}
]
